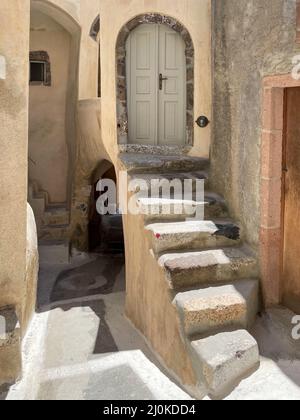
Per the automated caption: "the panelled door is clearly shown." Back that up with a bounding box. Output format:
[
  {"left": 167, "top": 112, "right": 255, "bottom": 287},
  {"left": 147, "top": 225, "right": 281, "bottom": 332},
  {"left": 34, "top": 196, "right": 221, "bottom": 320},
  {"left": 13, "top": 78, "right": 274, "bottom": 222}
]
[{"left": 126, "top": 24, "right": 186, "bottom": 146}]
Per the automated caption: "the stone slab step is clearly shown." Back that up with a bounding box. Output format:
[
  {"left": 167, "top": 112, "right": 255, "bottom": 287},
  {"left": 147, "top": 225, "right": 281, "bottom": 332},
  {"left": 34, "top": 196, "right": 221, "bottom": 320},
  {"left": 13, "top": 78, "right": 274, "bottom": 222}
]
[
  {"left": 191, "top": 330, "right": 259, "bottom": 398},
  {"left": 119, "top": 144, "right": 191, "bottom": 156},
  {"left": 129, "top": 171, "right": 209, "bottom": 193},
  {"left": 43, "top": 206, "right": 69, "bottom": 226},
  {"left": 159, "top": 247, "right": 258, "bottom": 290},
  {"left": 174, "top": 279, "right": 259, "bottom": 336},
  {"left": 146, "top": 220, "right": 240, "bottom": 254},
  {"left": 39, "top": 224, "right": 70, "bottom": 241},
  {"left": 119, "top": 153, "right": 209, "bottom": 174},
  {"left": 39, "top": 240, "right": 70, "bottom": 265},
  {"left": 136, "top": 192, "right": 227, "bottom": 222}
]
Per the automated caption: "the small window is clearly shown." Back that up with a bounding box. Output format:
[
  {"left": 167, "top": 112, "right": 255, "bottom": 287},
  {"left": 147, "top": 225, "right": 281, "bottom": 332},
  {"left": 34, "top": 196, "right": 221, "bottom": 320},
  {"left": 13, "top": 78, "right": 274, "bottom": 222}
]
[
  {"left": 30, "top": 61, "right": 45, "bottom": 83},
  {"left": 29, "top": 51, "right": 51, "bottom": 86}
]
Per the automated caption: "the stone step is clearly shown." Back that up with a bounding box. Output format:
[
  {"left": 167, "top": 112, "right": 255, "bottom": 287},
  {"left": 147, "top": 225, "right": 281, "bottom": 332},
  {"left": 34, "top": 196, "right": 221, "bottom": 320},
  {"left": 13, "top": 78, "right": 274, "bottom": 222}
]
[
  {"left": 39, "top": 224, "right": 70, "bottom": 241},
  {"left": 174, "top": 279, "right": 259, "bottom": 336},
  {"left": 129, "top": 171, "right": 209, "bottom": 193},
  {"left": 136, "top": 192, "right": 228, "bottom": 222},
  {"left": 159, "top": 247, "right": 258, "bottom": 290},
  {"left": 43, "top": 206, "right": 69, "bottom": 226},
  {"left": 39, "top": 240, "right": 70, "bottom": 265},
  {"left": 119, "top": 153, "right": 209, "bottom": 174},
  {"left": 119, "top": 144, "right": 190, "bottom": 156},
  {"left": 146, "top": 220, "right": 240, "bottom": 254},
  {"left": 191, "top": 330, "right": 259, "bottom": 398},
  {"left": 28, "top": 181, "right": 49, "bottom": 206}
]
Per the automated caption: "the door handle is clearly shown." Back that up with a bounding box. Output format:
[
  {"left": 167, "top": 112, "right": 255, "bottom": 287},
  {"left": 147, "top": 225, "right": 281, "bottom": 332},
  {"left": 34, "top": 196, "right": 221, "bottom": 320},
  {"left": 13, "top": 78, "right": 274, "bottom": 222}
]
[{"left": 159, "top": 74, "right": 168, "bottom": 90}]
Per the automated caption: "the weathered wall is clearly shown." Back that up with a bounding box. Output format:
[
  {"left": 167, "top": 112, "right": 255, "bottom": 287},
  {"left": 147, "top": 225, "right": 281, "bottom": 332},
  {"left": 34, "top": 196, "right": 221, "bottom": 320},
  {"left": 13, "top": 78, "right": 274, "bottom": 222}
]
[
  {"left": 78, "top": 0, "right": 100, "bottom": 100},
  {"left": 23, "top": 205, "right": 39, "bottom": 333},
  {"left": 0, "top": 0, "right": 30, "bottom": 384},
  {"left": 211, "top": 0, "right": 300, "bottom": 249},
  {"left": 100, "top": 0, "right": 212, "bottom": 161},
  {"left": 123, "top": 196, "right": 198, "bottom": 397},
  {"left": 29, "top": 10, "right": 71, "bottom": 203},
  {"left": 71, "top": 99, "right": 110, "bottom": 249},
  {"left": 33, "top": 0, "right": 102, "bottom": 246}
]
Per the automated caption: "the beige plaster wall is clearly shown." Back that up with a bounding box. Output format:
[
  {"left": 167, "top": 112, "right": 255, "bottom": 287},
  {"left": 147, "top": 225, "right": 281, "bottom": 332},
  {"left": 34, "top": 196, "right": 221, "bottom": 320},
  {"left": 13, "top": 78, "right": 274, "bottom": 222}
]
[
  {"left": 23, "top": 204, "right": 39, "bottom": 333},
  {"left": 100, "top": 0, "right": 212, "bottom": 162},
  {"left": 70, "top": 99, "right": 110, "bottom": 250},
  {"left": 0, "top": 0, "right": 30, "bottom": 384},
  {"left": 78, "top": 0, "right": 100, "bottom": 100},
  {"left": 29, "top": 10, "right": 71, "bottom": 203},
  {"left": 0, "top": 0, "right": 29, "bottom": 318},
  {"left": 123, "top": 188, "right": 198, "bottom": 397},
  {"left": 30, "top": 0, "right": 100, "bottom": 210}
]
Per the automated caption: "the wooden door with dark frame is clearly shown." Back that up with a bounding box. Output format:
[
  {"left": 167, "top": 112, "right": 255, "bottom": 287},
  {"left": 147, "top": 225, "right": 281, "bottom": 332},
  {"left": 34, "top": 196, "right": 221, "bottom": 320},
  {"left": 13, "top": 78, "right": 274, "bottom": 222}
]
[{"left": 282, "top": 87, "right": 300, "bottom": 314}]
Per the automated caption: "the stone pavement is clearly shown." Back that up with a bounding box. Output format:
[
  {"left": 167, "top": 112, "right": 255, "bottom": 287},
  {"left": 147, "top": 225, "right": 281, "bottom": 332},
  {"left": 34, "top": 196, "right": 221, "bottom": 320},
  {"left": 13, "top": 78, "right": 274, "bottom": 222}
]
[
  {"left": 6, "top": 251, "right": 300, "bottom": 400},
  {"left": 7, "top": 252, "right": 191, "bottom": 400}
]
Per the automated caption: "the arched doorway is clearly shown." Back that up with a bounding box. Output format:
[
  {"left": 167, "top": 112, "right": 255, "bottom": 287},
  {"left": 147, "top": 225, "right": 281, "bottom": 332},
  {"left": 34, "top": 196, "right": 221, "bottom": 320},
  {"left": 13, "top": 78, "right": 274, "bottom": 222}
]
[
  {"left": 126, "top": 23, "right": 186, "bottom": 146},
  {"left": 89, "top": 161, "right": 124, "bottom": 254},
  {"left": 116, "top": 14, "right": 194, "bottom": 147},
  {"left": 28, "top": 1, "right": 80, "bottom": 238}
]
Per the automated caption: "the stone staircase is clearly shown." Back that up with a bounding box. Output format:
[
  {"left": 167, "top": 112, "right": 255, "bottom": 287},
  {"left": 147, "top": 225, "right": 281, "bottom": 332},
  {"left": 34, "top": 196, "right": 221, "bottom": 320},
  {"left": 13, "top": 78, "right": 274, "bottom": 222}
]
[
  {"left": 120, "top": 153, "right": 260, "bottom": 399},
  {"left": 28, "top": 181, "right": 70, "bottom": 264}
]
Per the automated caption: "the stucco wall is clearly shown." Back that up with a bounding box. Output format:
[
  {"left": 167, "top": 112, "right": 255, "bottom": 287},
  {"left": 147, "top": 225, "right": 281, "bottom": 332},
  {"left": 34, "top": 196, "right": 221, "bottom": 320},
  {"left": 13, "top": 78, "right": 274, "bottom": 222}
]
[
  {"left": 0, "top": 0, "right": 30, "bottom": 384},
  {"left": 78, "top": 0, "right": 100, "bottom": 100},
  {"left": 211, "top": 0, "right": 300, "bottom": 249},
  {"left": 23, "top": 204, "right": 39, "bottom": 333},
  {"left": 29, "top": 10, "right": 71, "bottom": 203},
  {"left": 30, "top": 0, "right": 100, "bottom": 211},
  {"left": 0, "top": 0, "right": 29, "bottom": 319},
  {"left": 100, "top": 0, "right": 212, "bottom": 162}
]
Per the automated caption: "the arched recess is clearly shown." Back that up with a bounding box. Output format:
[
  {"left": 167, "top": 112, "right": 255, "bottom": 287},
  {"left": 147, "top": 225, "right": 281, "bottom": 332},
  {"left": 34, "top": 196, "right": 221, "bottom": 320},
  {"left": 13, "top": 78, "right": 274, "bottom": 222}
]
[
  {"left": 89, "top": 160, "right": 124, "bottom": 253},
  {"left": 90, "top": 14, "right": 100, "bottom": 41},
  {"left": 116, "top": 14, "right": 194, "bottom": 146},
  {"left": 29, "top": 0, "right": 81, "bottom": 211}
]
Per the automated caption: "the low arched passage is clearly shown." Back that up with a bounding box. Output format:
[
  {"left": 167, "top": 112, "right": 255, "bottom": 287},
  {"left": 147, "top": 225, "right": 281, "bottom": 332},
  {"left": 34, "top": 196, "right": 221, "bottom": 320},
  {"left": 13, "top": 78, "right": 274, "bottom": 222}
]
[{"left": 89, "top": 160, "right": 124, "bottom": 254}]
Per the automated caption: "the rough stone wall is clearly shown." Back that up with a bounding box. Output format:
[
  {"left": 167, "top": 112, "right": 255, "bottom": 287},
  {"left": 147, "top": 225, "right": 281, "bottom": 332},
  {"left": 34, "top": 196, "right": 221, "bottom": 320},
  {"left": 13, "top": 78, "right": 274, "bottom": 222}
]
[{"left": 211, "top": 0, "right": 300, "bottom": 249}]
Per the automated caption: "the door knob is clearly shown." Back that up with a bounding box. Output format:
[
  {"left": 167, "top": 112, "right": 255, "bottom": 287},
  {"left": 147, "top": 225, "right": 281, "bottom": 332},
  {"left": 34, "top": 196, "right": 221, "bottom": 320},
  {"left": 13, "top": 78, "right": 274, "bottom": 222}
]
[
  {"left": 159, "top": 74, "right": 168, "bottom": 90},
  {"left": 196, "top": 116, "right": 210, "bottom": 128}
]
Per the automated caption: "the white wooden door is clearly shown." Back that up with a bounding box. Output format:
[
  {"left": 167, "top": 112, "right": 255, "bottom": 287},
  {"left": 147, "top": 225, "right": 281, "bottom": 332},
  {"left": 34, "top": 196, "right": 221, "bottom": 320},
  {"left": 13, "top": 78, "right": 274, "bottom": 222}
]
[
  {"left": 126, "top": 24, "right": 186, "bottom": 145},
  {"left": 158, "top": 25, "right": 186, "bottom": 145}
]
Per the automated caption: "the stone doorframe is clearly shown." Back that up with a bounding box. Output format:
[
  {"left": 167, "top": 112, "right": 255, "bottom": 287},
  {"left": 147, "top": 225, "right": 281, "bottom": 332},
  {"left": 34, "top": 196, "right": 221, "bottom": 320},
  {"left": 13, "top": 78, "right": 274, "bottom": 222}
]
[
  {"left": 116, "top": 13, "right": 194, "bottom": 146},
  {"left": 260, "top": 74, "right": 300, "bottom": 307}
]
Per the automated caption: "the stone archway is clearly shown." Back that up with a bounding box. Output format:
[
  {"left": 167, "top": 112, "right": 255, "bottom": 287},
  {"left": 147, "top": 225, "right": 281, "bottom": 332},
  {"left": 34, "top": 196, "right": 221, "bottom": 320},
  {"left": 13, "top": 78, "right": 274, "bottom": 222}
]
[{"left": 116, "top": 13, "right": 194, "bottom": 146}]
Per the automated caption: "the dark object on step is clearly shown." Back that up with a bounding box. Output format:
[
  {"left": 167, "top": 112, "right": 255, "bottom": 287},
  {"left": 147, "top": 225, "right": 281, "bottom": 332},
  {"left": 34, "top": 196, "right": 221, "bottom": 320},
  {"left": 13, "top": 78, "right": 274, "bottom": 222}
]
[{"left": 214, "top": 224, "right": 240, "bottom": 241}]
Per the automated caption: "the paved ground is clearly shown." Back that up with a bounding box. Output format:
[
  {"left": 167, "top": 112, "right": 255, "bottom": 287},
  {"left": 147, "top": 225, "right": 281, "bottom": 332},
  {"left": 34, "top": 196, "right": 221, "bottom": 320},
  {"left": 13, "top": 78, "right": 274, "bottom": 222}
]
[
  {"left": 7, "top": 251, "right": 191, "bottom": 400},
  {"left": 6, "top": 249, "right": 300, "bottom": 400}
]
